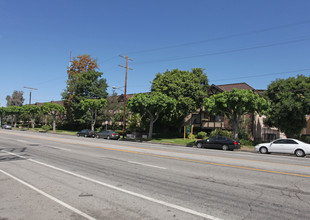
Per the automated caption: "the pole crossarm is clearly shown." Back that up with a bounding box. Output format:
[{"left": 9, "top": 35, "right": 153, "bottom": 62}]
[{"left": 24, "top": 86, "right": 38, "bottom": 105}]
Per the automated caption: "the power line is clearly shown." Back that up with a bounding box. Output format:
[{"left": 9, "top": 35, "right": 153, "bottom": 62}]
[
  {"left": 135, "top": 36, "right": 310, "bottom": 64},
  {"left": 126, "top": 19, "right": 310, "bottom": 55},
  {"left": 210, "top": 68, "right": 310, "bottom": 82}
]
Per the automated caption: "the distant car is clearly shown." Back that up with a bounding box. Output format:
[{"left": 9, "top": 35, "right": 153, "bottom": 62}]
[
  {"left": 2, "top": 124, "right": 12, "bottom": 130},
  {"left": 195, "top": 136, "right": 241, "bottom": 151},
  {"left": 77, "top": 129, "right": 95, "bottom": 138},
  {"left": 96, "top": 130, "right": 120, "bottom": 140},
  {"left": 255, "top": 138, "right": 310, "bottom": 157}
]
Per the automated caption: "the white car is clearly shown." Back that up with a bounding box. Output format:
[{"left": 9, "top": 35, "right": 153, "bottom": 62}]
[{"left": 255, "top": 138, "right": 310, "bottom": 157}]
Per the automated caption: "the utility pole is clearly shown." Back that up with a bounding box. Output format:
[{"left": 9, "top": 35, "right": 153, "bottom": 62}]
[
  {"left": 24, "top": 86, "right": 38, "bottom": 105},
  {"left": 119, "top": 55, "right": 133, "bottom": 134}
]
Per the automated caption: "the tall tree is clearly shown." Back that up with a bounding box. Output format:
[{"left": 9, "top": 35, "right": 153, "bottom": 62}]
[
  {"left": 80, "top": 98, "right": 107, "bottom": 131},
  {"left": 264, "top": 75, "right": 310, "bottom": 138},
  {"left": 62, "top": 54, "right": 108, "bottom": 126},
  {"left": 100, "top": 91, "right": 123, "bottom": 129},
  {"left": 21, "top": 105, "right": 40, "bottom": 129},
  {"left": 128, "top": 92, "right": 177, "bottom": 139},
  {"left": 6, "top": 90, "right": 24, "bottom": 106},
  {"left": 151, "top": 68, "right": 209, "bottom": 129},
  {"left": 41, "top": 103, "right": 66, "bottom": 132},
  {"left": 0, "top": 107, "right": 6, "bottom": 126},
  {"left": 203, "top": 89, "right": 269, "bottom": 140}
]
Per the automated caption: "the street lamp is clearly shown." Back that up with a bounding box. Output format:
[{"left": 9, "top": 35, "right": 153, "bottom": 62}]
[{"left": 112, "top": 86, "right": 126, "bottom": 134}]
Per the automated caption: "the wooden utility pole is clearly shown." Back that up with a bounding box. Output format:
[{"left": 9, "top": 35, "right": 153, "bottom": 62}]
[
  {"left": 24, "top": 86, "right": 38, "bottom": 105},
  {"left": 119, "top": 55, "right": 133, "bottom": 134}
]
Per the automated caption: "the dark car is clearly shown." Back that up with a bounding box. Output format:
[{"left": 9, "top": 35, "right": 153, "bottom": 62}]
[
  {"left": 96, "top": 130, "right": 120, "bottom": 140},
  {"left": 77, "top": 129, "right": 95, "bottom": 137},
  {"left": 195, "top": 136, "right": 240, "bottom": 151}
]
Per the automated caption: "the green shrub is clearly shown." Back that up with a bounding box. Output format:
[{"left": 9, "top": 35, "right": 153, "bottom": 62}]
[
  {"left": 41, "top": 125, "right": 52, "bottom": 131},
  {"left": 240, "top": 139, "right": 254, "bottom": 146},
  {"left": 300, "top": 135, "right": 310, "bottom": 144},
  {"left": 197, "top": 131, "right": 207, "bottom": 139},
  {"left": 210, "top": 129, "right": 233, "bottom": 139}
]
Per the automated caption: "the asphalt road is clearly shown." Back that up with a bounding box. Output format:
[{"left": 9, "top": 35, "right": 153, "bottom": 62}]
[{"left": 0, "top": 129, "right": 310, "bottom": 220}]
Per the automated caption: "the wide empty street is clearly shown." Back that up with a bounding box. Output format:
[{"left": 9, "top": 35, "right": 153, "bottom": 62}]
[{"left": 0, "top": 129, "right": 309, "bottom": 220}]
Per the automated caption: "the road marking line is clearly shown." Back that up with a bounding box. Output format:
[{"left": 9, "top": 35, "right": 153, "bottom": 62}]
[
  {"left": 7, "top": 131, "right": 310, "bottom": 168},
  {"left": 4, "top": 132, "right": 310, "bottom": 175},
  {"left": 45, "top": 145, "right": 72, "bottom": 151},
  {"left": 128, "top": 161, "right": 167, "bottom": 169},
  {"left": 0, "top": 169, "right": 97, "bottom": 220},
  {"left": 2, "top": 150, "right": 222, "bottom": 220}
]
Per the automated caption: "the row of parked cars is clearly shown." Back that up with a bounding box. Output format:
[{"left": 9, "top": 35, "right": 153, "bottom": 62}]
[
  {"left": 194, "top": 136, "right": 310, "bottom": 157},
  {"left": 77, "top": 129, "right": 120, "bottom": 140}
]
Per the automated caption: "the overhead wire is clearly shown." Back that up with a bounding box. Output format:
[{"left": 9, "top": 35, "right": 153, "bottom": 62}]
[{"left": 134, "top": 36, "right": 310, "bottom": 64}]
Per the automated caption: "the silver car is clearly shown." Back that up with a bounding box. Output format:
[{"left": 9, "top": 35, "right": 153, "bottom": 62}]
[
  {"left": 255, "top": 138, "right": 310, "bottom": 157},
  {"left": 2, "top": 124, "right": 12, "bottom": 130}
]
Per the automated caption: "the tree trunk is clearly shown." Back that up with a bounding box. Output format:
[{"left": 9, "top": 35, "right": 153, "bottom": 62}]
[
  {"left": 31, "top": 119, "right": 35, "bottom": 129},
  {"left": 148, "top": 115, "right": 154, "bottom": 140},
  {"left": 52, "top": 116, "right": 56, "bottom": 132}
]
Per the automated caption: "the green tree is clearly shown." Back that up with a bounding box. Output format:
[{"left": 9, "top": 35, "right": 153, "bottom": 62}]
[
  {"left": 62, "top": 55, "right": 108, "bottom": 126},
  {"left": 80, "top": 98, "right": 107, "bottom": 131},
  {"left": 41, "top": 103, "right": 66, "bottom": 132},
  {"left": 5, "top": 106, "right": 22, "bottom": 127},
  {"left": 151, "top": 68, "right": 209, "bottom": 129},
  {"left": 264, "top": 75, "right": 310, "bottom": 138},
  {"left": 21, "top": 105, "right": 41, "bottom": 129},
  {"left": 128, "top": 92, "right": 177, "bottom": 139},
  {"left": 204, "top": 89, "right": 269, "bottom": 140},
  {"left": 0, "top": 107, "right": 6, "bottom": 126},
  {"left": 100, "top": 91, "right": 122, "bottom": 129},
  {"left": 6, "top": 90, "right": 24, "bottom": 106}
]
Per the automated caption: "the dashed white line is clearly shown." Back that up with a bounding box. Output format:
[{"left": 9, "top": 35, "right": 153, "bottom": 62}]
[
  {"left": 0, "top": 169, "right": 97, "bottom": 220},
  {"left": 128, "top": 161, "right": 167, "bottom": 169},
  {"left": 2, "top": 150, "right": 222, "bottom": 220}
]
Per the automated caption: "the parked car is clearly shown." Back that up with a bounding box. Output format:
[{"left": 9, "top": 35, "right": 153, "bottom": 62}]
[
  {"left": 96, "top": 130, "right": 120, "bottom": 140},
  {"left": 195, "top": 136, "right": 241, "bottom": 151},
  {"left": 77, "top": 129, "right": 95, "bottom": 138},
  {"left": 255, "top": 138, "right": 310, "bottom": 157},
  {"left": 2, "top": 124, "right": 12, "bottom": 130}
]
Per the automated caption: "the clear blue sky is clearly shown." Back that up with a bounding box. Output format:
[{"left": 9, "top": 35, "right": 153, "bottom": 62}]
[{"left": 1, "top": 0, "right": 310, "bottom": 106}]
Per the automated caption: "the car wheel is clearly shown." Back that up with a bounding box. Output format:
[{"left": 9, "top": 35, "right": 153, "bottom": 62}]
[
  {"left": 84, "top": 134, "right": 87, "bottom": 137},
  {"left": 222, "top": 145, "right": 228, "bottom": 151},
  {"left": 107, "top": 136, "right": 110, "bottom": 140},
  {"left": 259, "top": 147, "right": 268, "bottom": 154},
  {"left": 197, "top": 143, "right": 202, "bottom": 148},
  {"left": 77, "top": 134, "right": 80, "bottom": 137},
  {"left": 96, "top": 135, "right": 99, "bottom": 139},
  {"left": 295, "top": 149, "right": 305, "bottom": 157}
]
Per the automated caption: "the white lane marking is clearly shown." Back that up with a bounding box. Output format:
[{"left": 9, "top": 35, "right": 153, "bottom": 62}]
[
  {"left": 45, "top": 145, "right": 72, "bottom": 152},
  {"left": 128, "top": 161, "right": 167, "bottom": 170},
  {"left": 2, "top": 150, "right": 222, "bottom": 220},
  {"left": 0, "top": 169, "right": 97, "bottom": 220}
]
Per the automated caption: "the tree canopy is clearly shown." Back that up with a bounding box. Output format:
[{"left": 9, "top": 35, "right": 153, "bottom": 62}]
[
  {"left": 41, "top": 103, "right": 66, "bottom": 132},
  {"left": 6, "top": 90, "right": 24, "bottom": 106},
  {"left": 62, "top": 55, "right": 108, "bottom": 126},
  {"left": 128, "top": 92, "right": 177, "bottom": 139},
  {"left": 264, "top": 75, "right": 310, "bottom": 138},
  {"left": 151, "top": 68, "right": 209, "bottom": 128},
  {"left": 21, "top": 105, "right": 41, "bottom": 128},
  {"left": 203, "top": 89, "right": 269, "bottom": 140},
  {"left": 80, "top": 98, "right": 107, "bottom": 131}
]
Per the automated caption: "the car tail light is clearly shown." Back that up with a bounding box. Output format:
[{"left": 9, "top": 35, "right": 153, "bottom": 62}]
[
  {"left": 234, "top": 141, "right": 238, "bottom": 145},
  {"left": 112, "top": 133, "right": 115, "bottom": 136}
]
